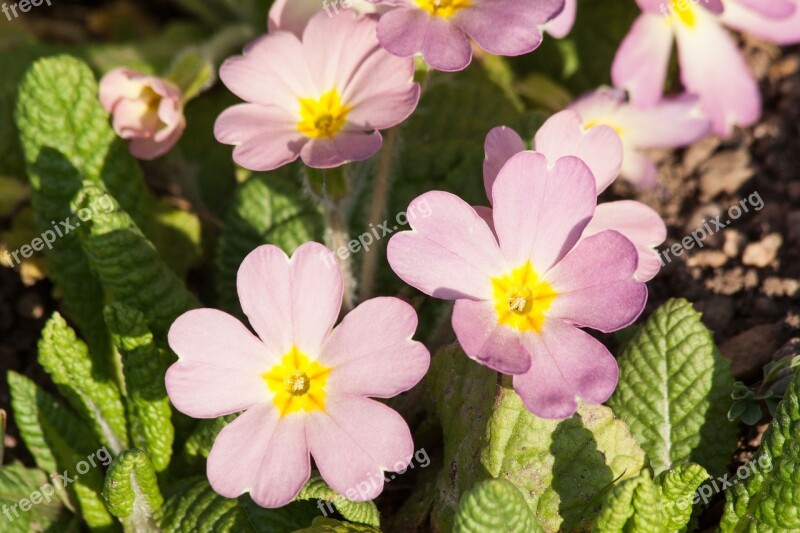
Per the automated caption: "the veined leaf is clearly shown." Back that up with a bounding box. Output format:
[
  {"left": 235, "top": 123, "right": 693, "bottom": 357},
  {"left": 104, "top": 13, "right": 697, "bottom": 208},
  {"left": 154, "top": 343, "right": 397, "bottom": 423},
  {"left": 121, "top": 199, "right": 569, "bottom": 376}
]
[
  {"left": 721, "top": 372, "right": 800, "bottom": 531},
  {"left": 182, "top": 415, "right": 236, "bottom": 466},
  {"left": 71, "top": 183, "right": 198, "bottom": 340},
  {"left": 296, "top": 477, "right": 380, "bottom": 527},
  {"left": 102, "top": 449, "right": 163, "bottom": 532},
  {"left": 215, "top": 169, "right": 323, "bottom": 314},
  {"left": 38, "top": 312, "right": 128, "bottom": 455},
  {"left": 7, "top": 372, "right": 114, "bottom": 529},
  {"left": 0, "top": 462, "right": 68, "bottom": 532},
  {"left": 595, "top": 470, "right": 662, "bottom": 533},
  {"left": 429, "top": 345, "right": 646, "bottom": 532},
  {"left": 655, "top": 464, "right": 708, "bottom": 531},
  {"left": 294, "top": 516, "right": 381, "bottom": 532},
  {"left": 105, "top": 304, "right": 175, "bottom": 473},
  {"left": 608, "top": 298, "right": 736, "bottom": 475},
  {"left": 454, "top": 479, "right": 540, "bottom": 533},
  {"left": 158, "top": 477, "right": 319, "bottom": 532}
]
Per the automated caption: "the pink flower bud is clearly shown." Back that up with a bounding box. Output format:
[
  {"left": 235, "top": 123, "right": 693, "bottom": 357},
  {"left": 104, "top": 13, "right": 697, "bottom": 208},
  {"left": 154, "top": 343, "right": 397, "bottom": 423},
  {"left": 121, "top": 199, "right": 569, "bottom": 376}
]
[{"left": 99, "top": 68, "right": 186, "bottom": 160}]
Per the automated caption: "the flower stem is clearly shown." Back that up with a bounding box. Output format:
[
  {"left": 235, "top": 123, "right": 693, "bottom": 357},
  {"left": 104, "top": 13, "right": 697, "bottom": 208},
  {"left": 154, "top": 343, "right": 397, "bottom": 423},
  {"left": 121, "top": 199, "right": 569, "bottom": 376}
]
[
  {"left": 359, "top": 127, "right": 398, "bottom": 301},
  {"left": 306, "top": 166, "right": 356, "bottom": 312}
]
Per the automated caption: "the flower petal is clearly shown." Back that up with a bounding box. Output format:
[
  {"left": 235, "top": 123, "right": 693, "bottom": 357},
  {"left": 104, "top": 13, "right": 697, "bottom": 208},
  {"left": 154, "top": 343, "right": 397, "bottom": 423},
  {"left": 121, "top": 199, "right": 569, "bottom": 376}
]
[
  {"left": 674, "top": 9, "right": 761, "bottom": 136},
  {"left": 452, "top": 299, "right": 532, "bottom": 374},
  {"left": 620, "top": 147, "right": 659, "bottom": 189},
  {"left": 544, "top": 230, "right": 647, "bottom": 332},
  {"left": 611, "top": 13, "right": 674, "bottom": 106},
  {"left": 268, "top": 0, "right": 321, "bottom": 37},
  {"left": 546, "top": 0, "right": 577, "bottom": 38},
  {"left": 492, "top": 152, "right": 596, "bottom": 274},
  {"left": 300, "top": 131, "right": 383, "bottom": 168},
  {"left": 722, "top": 0, "right": 800, "bottom": 45},
  {"left": 453, "top": 0, "right": 559, "bottom": 56},
  {"left": 582, "top": 200, "right": 667, "bottom": 281},
  {"left": 533, "top": 110, "right": 623, "bottom": 194},
  {"left": 165, "top": 309, "right": 275, "bottom": 418},
  {"left": 307, "top": 396, "right": 414, "bottom": 501},
  {"left": 483, "top": 126, "right": 526, "bottom": 203},
  {"left": 321, "top": 297, "right": 430, "bottom": 398},
  {"left": 730, "top": 0, "right": 795, "bottom": 18},
  {"left": 612, "top": 95, "right": 711, "bottom": 148},
  {"left": 220, "top": 32, "right": 315, "bottom": 110},
  {"left": 387, "top": 192, "right": 506, "bottom": 300},
  {"left": 207, "top": 404, "right": 310, "bottom": 508},
  {"left": 514, "top": 319, "right": 619, "bottom": 419},
  {"left": 377, "top": 8, "right": 472, "bottom": 72},
  {"left": 237, "top": 243, "right": 343, "bottom": 358}
]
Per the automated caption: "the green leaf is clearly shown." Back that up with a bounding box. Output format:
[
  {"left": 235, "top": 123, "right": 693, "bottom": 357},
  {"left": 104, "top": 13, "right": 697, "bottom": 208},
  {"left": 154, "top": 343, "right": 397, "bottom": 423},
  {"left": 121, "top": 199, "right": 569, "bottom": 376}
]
[
  {"left": 655, "top": 464, "right": 708, "bottom": 531},
  {"left": 102, "top": 449, "right": 164, "bottom": 532},
  {"left": 429, "top": 345, "right": 646, "bottom": 532},
  {"left": 595, "top": 470, "right": 662, "bottom": 533},
  {"left": 608, "top": 298, "right": 737, "bottom": 476},
  {"left": 721, "top": 372, "right": 800, "bottom": 531},
  {"left": 38, "top": 312, "right": 129, "bottom": 455},
  {"left": 182, "top": 415, "right": 236, "bottom": 465},
  {"left": 71, "top": 183, "right": 198, "bottom": 340},
  {"left": 14, "top": 55, "right": 190, "bottom": 372},
  {"left": 105, "top": 304, "right": 175, "bottom": 473},
  {"left": 164, "top": 48, "right": 215, "bottom": 102},
  {"left": 296, "top": 477, "right": 380, "bottom": 527},
  {"left": 0, "top": 462, "right": 68, "bottom": 533},
  {"left": 159, "top": 477, "right": 319, "bottom": 532},
  {"left": 7, "top": 372, "right": 114, "bottom": 529},
  {"left": 454, "top": 479, "right": 540, "bottom": 533},
  {"left": 216, "top": 169, "right": 323, "bottom": 313},
  {"left": 294, "top": 516, "right": 381, "bottom": 533},
  {"left": 152, "top": 199, "right": 203, "bottom": 279}
]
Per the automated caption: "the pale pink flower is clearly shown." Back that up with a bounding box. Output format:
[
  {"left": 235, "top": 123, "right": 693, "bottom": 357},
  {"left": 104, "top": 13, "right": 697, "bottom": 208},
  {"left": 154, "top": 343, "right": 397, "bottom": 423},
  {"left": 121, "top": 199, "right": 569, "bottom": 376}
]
[
  {"left": 269, "top": 0, "right": 387, "bottom": 37},
  {"left": 215, "top": 12, "right": 419, "bottom": 171},
  {"left": 98, "top": 68, "right": 185, "bottom": 160},
  {"left": 166, "top": 242, "right": 429, "bottom": 507},
  {"left": 372, "top": 0, "right": 564, "bottom": 72},
  {"left": 721, "top": 0, "right": 800, "bottom": 45},
  {"left": 545, "top": 0, "right": 576, "bottom": 38},
  {"left": 483, "top": 110, "right": 667, "bottom": 281},
  {"left": 611, "top": 0, "right": 797, "bottom": 136},
  {"left": 562, "top": 88, "right": 710, "bottom": 188},
  {"left": 388, "top": 152, "right": 647, "bottom": 419}
]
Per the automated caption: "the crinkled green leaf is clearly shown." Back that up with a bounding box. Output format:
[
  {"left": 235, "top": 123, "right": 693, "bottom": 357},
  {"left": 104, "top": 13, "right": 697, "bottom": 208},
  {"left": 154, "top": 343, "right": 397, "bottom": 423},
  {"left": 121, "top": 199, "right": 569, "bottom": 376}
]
[
  {"left": 158, "top": 477, "right": 319, "bottom": 532},
  {"left": 596, "top": 470, "right": 661, "bottom": 533},
  {"left": 296, "top": 477, "right": 380, "bottom": 527},
  {"left": 105, "top": 304, "right": 175, "bottom": 473},
  {"left": 182, "top": 415, "right": 236, "bottom": 465},
  {"left": 7, "top": 372, "right": 114, "bottom": 529},
  {"left": 429, "top": 345, "right": 646, "bottom": 532},
  {"left": 656, "top": 463, "right": 709, "bottom": 531},
  {"left": 608, "top": 298, "right": 736, "bottom": 476},
  {"left": 294, "top": 516, "right": 381, "bottom": 533},
  {"left": 71, "top": 183, "right": 198, "bottom": 340},
  {"left": 0, "top": 462, "right": 68, "bottom": 532},
  {"left": 14, "top": 55, "right": 190, "bottom": 370},
  {"left": 216, "top": 169, "right": 323, "bottom": 313},
  {"left": 152, "top": 199, "right": 203, "bottom": 279},
  {"left": 454, "top": 478, "right": 540, "bottom": 533},
  {"left": 721, "top": 372, "right": 800, "bottom": 531},
  {"left": 102, "top": 449, "right": 163, "bottom": 532},
  {"left": 38, "top": 312, "right": 128, "bottom": 455}
]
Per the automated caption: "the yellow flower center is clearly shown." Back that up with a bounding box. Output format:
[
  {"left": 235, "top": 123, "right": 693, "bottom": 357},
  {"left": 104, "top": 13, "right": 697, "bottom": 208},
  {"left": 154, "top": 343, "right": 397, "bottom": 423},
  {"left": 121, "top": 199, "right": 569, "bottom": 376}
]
[
  {"left": 667, "top": 0, "right": 696, "bottom": 28},
  {"left": 415, "top": 0, "right": 471, "bottom": 18},
  {"left": 584, "top": 119, "right": 624, "bottom": 139},
  {"left": 491, "top": 263, "right": 558, "bottom": 332},
  {"left": 297, "top": 89, "right": 351, "bottom": 139},
  {"left": 263, "top": 347, "right": 330, "bottom": 416}
]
